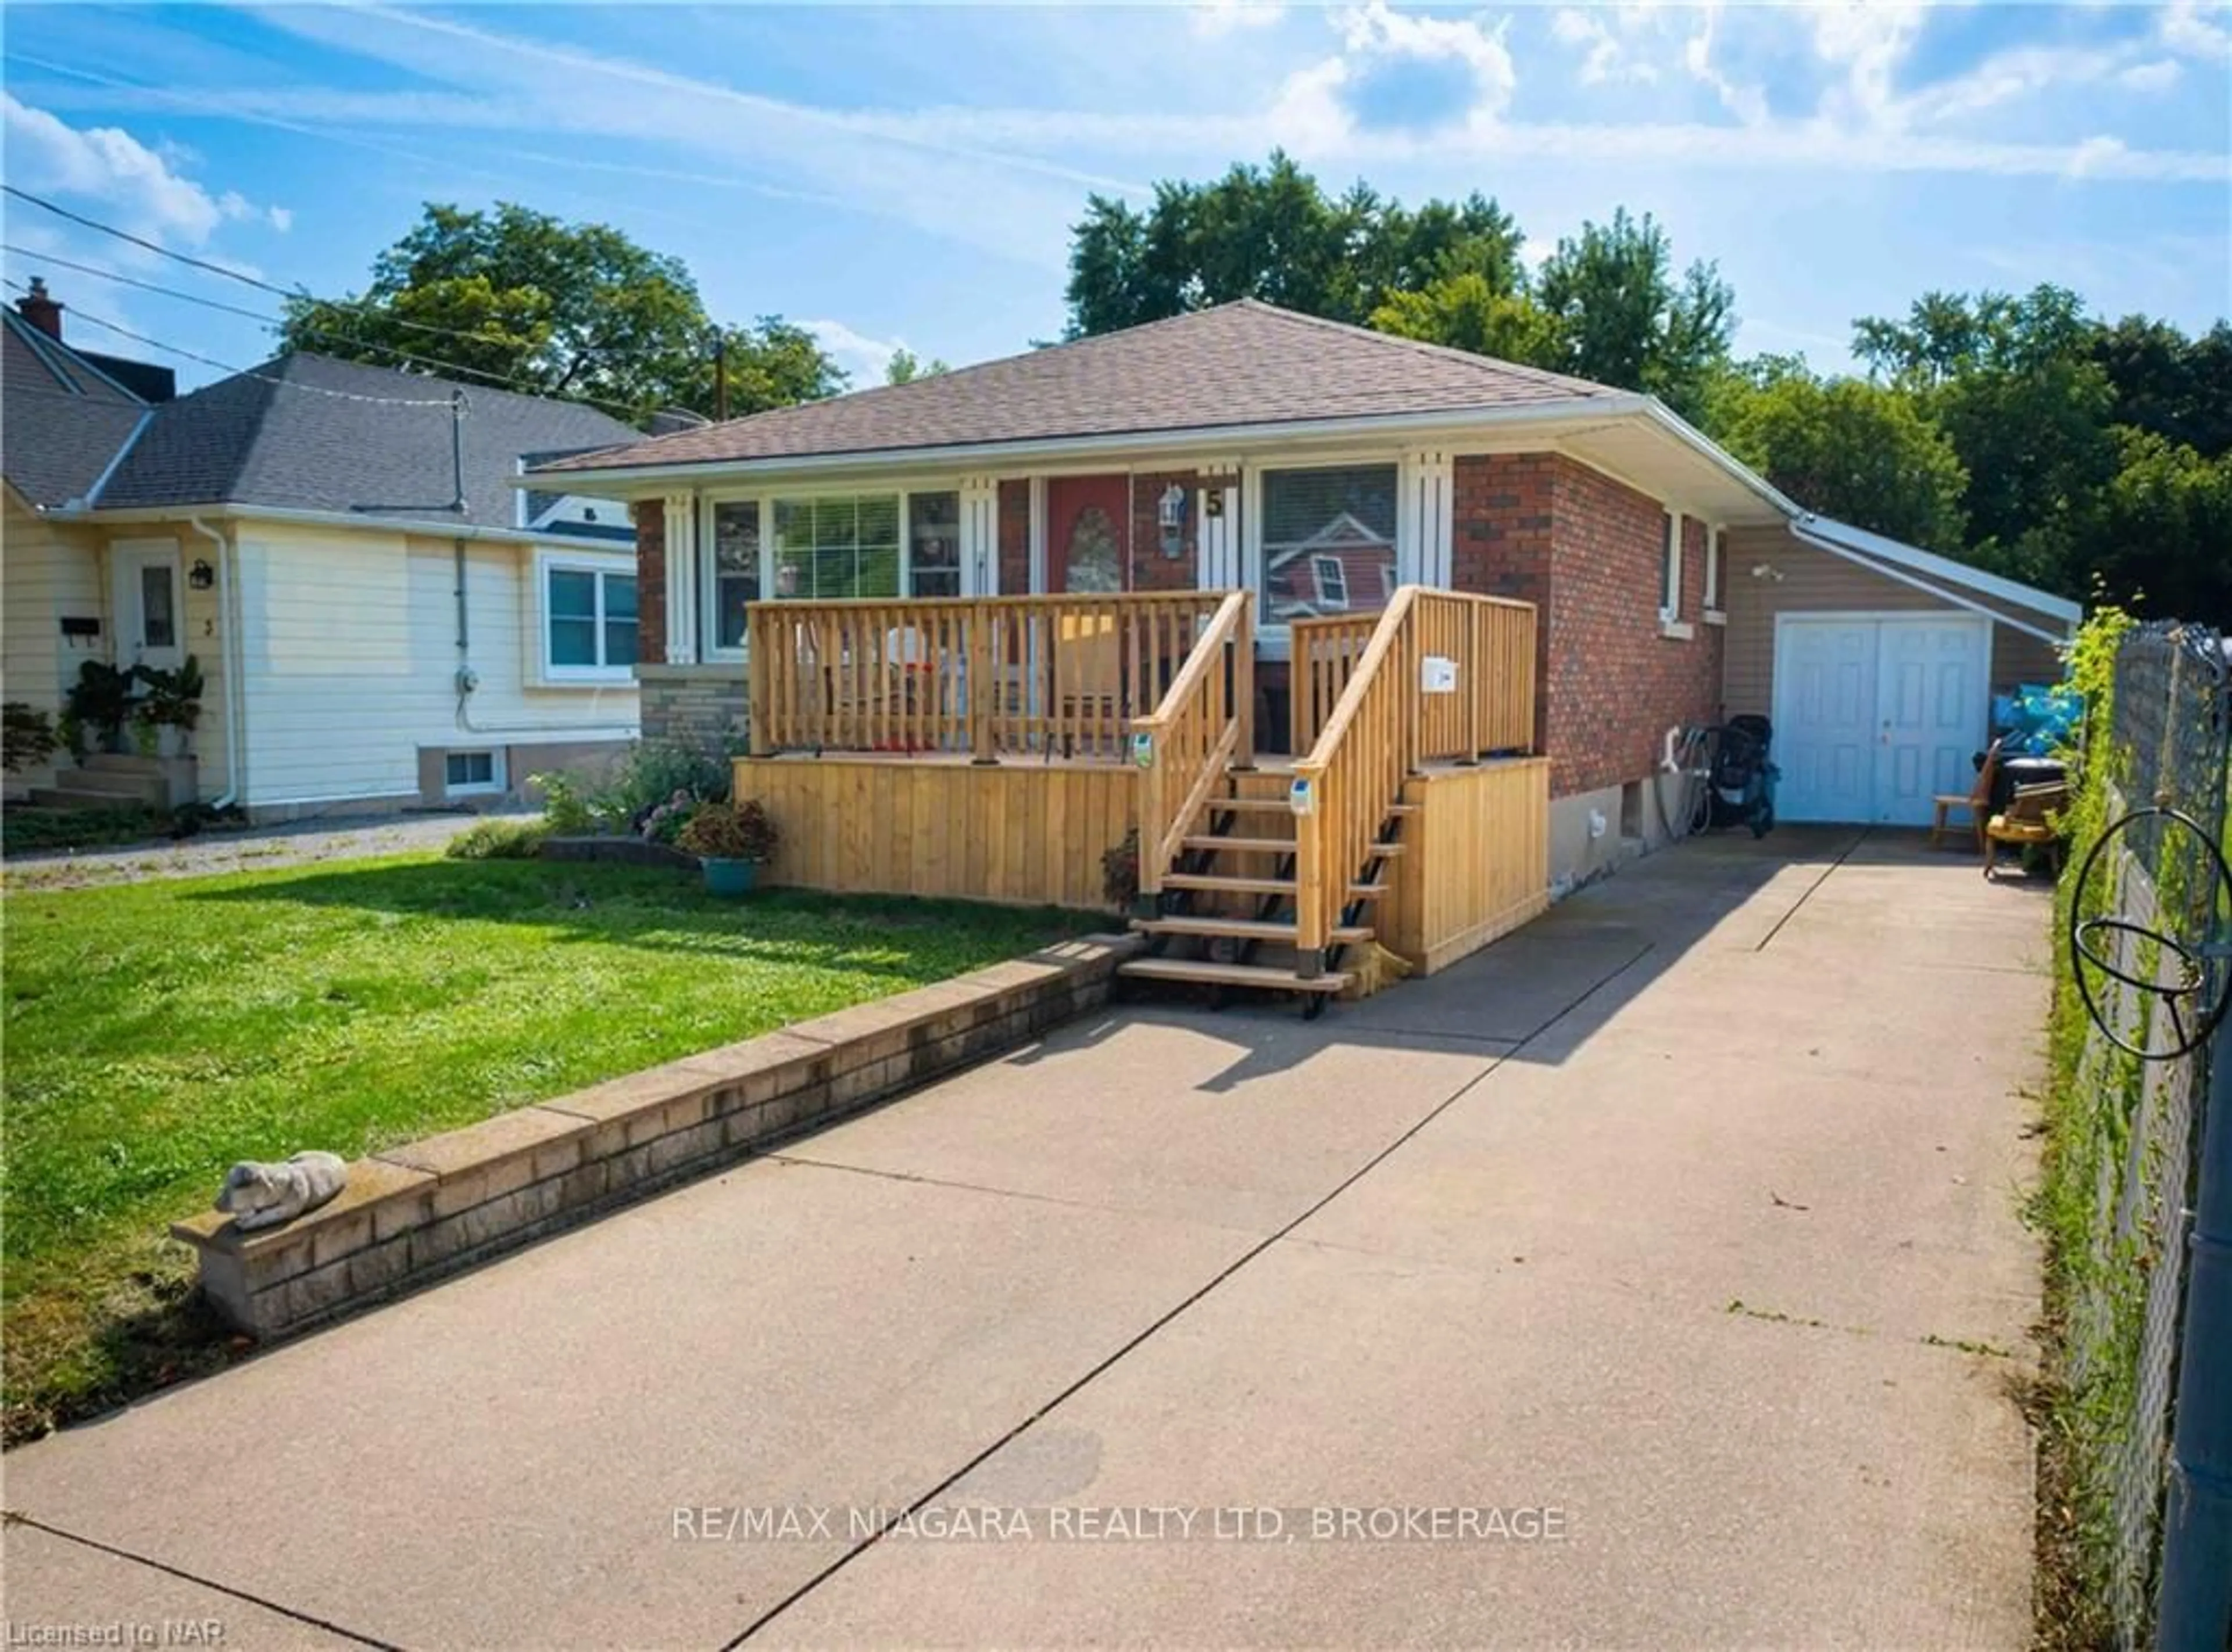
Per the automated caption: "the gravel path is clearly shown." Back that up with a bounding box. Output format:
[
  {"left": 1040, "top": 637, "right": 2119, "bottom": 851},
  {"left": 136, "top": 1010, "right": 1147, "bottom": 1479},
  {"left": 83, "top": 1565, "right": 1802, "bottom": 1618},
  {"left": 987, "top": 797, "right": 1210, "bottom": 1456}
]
[{"left": 2, "top": 809, "right": 535, "bottom": 891}]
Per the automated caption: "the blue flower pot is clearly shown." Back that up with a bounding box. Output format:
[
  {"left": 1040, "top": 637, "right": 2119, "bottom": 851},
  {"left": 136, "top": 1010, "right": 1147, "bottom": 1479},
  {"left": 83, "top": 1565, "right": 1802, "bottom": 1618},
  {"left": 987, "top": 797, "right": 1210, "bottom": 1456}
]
[{"left": 701, "top": 858, "right": 759, "bottom": 897}]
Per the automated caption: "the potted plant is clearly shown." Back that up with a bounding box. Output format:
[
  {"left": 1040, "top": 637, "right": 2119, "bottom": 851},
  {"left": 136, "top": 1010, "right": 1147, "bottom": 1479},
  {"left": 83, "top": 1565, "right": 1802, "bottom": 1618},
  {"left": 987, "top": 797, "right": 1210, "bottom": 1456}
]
[
  {"left": 675, "top": 798, "right": 779, "bottom": 895},
  {"left": 135, "top": 657, "right": 204, "bottom": 757},
  {"left": 64, "top": 661, "right": 140, "bottom": 755}
]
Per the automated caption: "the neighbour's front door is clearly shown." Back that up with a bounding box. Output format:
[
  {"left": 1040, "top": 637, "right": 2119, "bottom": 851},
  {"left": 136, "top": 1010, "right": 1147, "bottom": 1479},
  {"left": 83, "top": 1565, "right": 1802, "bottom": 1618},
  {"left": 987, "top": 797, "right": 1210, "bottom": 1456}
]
[
  {"left": 1044, "top": 475, "right": 1128, "bottom": 593},
  {"left": 112, "top": 539, "right": 184, "bottom": 674}
]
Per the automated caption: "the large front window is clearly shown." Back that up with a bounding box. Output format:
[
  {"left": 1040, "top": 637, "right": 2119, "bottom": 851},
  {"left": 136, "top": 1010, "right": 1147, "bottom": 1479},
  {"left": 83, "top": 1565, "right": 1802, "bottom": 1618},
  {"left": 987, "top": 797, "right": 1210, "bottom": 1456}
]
[
  {"left": 707, "top": 488, "right": 965, "bottom": 653},
  {"left": 711, "top": 501, "right": 761, "bottom": 650},
  {"left": 546, "top": 561, "right": 637, "bottom": 674},
  {"left": 908, "top": 491, "right": 961, "bottom": 598},
  {"left": 773, "top": 494, "right": 901, "bottom": 600},
  {"left": 1261, "top": 464, "right": 1397, "bottom": 626}
]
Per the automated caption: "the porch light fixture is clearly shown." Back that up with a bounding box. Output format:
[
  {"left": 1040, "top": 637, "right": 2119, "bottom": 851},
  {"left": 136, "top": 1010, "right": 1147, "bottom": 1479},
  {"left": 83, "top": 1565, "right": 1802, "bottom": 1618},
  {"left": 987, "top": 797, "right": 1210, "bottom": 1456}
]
[
  {"left": 188, "top": 558, "right": 217, "bottom": 590},
  {"left": 1158, "top": 484, "right": 1188, "bottom": 558}
]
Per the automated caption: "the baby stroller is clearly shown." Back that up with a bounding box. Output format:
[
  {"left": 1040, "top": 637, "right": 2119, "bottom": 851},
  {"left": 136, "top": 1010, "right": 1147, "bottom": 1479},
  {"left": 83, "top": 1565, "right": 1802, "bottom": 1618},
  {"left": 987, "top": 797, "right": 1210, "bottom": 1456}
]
[{"left": 1705, "top": 715, "right": 1777, "bottom": 838}]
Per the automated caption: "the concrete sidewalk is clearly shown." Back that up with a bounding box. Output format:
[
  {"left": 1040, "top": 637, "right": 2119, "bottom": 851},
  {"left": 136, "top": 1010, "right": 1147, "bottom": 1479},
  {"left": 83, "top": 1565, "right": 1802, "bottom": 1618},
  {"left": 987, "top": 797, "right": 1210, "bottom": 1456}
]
[{"left": 2, "top": 827, "right": 2047, "bottom": 1650}]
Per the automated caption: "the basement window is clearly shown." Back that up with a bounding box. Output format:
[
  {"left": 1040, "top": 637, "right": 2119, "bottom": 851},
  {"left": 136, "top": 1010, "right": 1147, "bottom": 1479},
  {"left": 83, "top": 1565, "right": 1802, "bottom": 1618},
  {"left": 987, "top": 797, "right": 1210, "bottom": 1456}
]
[{"left": 445, "top": 750, "right": 502, "bottom": 795}]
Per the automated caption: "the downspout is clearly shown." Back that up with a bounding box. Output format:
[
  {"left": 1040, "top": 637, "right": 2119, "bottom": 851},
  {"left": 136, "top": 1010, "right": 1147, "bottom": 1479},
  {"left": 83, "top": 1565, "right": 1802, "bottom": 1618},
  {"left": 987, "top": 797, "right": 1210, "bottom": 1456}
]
[
  {"left": 452, "top": 537, "right": 609, "bottom": 743},
  {"left": 187, "top": 514, "right": 243, "bottom": 809}
]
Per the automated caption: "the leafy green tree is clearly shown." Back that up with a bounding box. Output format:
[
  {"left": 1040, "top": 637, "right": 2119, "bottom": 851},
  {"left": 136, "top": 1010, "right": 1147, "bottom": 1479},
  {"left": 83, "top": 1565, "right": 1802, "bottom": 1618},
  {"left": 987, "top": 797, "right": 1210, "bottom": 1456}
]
[
  {"left": 1063, "top": 153, "right": 1524, "bottom": 337},
  {"left": 700, "top": 320, "right": 849, "bottom": 418},
  {"left": 885, "top": 348, "right": 950, "bottom": 385},
  {"left": 2090, "top": 429, "right": 2232, "bottom": 618},
  {"left": 1370, "top": 274, "right": 1557, "bottom": 365},
  {"left": 1532, "top": 209, "right": 1735, "bottom": 422},
  {"left": 1705, "top": 360, "right": 1968, "bottom": 550},
  {"left": 2090, "top": 315, "right": 2232, "bottom": 457},
  {"left": 282, "top": 202, "right": 843, "bottom": 422}
]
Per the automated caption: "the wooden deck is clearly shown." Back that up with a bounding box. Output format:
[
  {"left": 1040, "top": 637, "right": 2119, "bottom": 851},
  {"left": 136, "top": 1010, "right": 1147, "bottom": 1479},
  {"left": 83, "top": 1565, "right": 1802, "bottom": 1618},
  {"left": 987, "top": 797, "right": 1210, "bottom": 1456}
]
[{"left": 731, "top": 586, "right": 1548, "bottom": 986}]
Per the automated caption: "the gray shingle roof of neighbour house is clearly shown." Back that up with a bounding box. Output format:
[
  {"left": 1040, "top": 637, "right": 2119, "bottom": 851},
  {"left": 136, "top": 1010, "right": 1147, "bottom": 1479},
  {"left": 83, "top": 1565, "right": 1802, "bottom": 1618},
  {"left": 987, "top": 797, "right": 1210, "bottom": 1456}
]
[
  {"left": 1, "top": 309, "right": 151, "bottom": 508},
  {"left": 534, "top": 299, "right": 1621, "bottom": 475},
  {"left": 95, "top": 353, "right": 644, "bottom": 531}
]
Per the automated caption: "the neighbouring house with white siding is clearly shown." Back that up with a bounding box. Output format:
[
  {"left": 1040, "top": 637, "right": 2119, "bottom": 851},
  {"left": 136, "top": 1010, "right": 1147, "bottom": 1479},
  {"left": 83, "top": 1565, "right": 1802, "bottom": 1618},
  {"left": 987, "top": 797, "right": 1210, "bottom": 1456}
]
[{"left": 1, "top": 284, "right": 647, "bottom": 820}]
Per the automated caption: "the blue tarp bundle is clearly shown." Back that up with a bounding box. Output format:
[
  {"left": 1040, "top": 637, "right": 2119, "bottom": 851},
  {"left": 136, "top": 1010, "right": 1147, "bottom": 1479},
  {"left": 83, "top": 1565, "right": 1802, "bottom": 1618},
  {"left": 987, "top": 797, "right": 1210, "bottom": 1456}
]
[{"left": 1993, "top": 682, "right": 2084, "bottom": 755}]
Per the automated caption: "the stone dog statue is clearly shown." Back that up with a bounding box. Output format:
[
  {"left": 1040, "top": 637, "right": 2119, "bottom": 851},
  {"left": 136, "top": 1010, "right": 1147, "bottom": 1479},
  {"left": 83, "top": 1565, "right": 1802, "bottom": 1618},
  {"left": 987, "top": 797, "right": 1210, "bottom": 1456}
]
[{"left": 214, "top": 1151, "right": 349, "bottom": 1231}]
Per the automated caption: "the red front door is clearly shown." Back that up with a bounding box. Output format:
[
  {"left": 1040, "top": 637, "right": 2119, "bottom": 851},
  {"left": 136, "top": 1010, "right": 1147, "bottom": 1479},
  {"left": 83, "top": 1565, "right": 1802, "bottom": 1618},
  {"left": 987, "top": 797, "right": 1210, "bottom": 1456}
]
[{"left": 1044, "top": 475, "right": 1129, "bottom": 593}]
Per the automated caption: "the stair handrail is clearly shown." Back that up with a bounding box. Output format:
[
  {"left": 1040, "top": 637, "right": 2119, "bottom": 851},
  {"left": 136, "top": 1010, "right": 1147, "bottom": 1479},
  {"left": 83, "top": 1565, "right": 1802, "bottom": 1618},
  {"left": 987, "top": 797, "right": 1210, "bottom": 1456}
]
[
  {"left": 1289, "top": 586, "right": 1425, "bottom": 973},
  {"left": 1132, "top": 589, "right": 1253, "bottom": 899}
]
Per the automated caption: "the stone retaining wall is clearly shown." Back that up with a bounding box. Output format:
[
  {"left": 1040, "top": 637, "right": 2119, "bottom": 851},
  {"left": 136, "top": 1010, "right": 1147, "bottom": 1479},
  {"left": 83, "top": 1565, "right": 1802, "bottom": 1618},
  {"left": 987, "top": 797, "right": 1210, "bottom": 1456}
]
[{"left": 172, "top": 936, "right": 1138, "bottom": 1338}]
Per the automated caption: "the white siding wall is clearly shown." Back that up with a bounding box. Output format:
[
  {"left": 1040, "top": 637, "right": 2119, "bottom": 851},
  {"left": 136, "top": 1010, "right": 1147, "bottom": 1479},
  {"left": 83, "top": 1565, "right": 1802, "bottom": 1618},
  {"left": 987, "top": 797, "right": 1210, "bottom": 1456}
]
[
  {"left": 235, "top": 525, "right": 637, "bottom": 809},
  {"left": 2, "top": 498, "right": 106, "bottom": 794},
  {"left": 3, "top": 497, "right": 105, "bottom": 710}
]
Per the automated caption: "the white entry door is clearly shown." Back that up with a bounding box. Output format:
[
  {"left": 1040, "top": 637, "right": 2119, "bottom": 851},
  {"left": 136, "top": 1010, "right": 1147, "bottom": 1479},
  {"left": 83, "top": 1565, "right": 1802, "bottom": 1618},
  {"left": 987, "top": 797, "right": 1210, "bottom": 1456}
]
[
  {"left": 1773, "top": 614, "right": 1990, "bottom": 826},
  {"left": 112, "top": 539, "right": 184, "bottom": 673}
]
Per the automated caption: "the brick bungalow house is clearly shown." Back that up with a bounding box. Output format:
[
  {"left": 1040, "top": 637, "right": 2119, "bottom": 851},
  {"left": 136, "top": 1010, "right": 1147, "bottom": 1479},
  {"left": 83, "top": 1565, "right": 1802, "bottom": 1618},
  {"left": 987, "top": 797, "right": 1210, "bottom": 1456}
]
[{"left": 529, "top": 300, "right": 2076, "bottom": 890}]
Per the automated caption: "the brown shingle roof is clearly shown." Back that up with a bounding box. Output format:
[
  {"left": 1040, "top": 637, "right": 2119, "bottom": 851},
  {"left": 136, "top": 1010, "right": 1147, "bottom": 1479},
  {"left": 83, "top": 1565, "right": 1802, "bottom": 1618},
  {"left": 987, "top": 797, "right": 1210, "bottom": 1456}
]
[{"left": 535, "top": 299, "right": 1618, "bottom": 475}]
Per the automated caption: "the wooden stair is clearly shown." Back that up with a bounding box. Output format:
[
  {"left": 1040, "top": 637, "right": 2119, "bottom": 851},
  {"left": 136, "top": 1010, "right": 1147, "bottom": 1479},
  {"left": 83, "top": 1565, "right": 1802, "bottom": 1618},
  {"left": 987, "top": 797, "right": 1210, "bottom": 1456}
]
[
  {"left": 1129, "top": 916, "right": 1374, "bottom": 945},
  {"left": 1117, "top": 957, "right": 1350, "bottom": 994},
  {"left": 1118, "top": 755, "right": 1410, "bottom": 1016}
]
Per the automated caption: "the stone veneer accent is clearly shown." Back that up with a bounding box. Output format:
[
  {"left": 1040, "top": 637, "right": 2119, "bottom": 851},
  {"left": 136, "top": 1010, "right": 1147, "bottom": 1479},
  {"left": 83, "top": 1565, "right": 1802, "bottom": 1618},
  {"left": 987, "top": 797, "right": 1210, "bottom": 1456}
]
[
  {"left": 171, "top": 936, "right": 1140, "bottom": 1338},
  {"left": 636, "top": 664, "right": 748, "bottom": 752}
]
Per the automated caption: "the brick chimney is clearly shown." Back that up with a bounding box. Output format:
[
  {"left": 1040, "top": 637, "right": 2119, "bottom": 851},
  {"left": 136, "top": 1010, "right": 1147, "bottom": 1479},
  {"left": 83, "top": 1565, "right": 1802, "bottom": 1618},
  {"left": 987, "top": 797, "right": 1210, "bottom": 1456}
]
[{"left": 16, "top": 277, "right": 63, "bottom": 339}]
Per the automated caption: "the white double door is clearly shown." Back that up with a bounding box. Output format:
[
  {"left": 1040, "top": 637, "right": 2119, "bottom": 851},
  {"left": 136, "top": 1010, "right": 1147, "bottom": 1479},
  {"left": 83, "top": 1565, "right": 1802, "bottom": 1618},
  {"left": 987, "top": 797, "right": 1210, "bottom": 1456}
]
[{"left": 1773, "top": 614, "right": 1990, "bottom": 826}]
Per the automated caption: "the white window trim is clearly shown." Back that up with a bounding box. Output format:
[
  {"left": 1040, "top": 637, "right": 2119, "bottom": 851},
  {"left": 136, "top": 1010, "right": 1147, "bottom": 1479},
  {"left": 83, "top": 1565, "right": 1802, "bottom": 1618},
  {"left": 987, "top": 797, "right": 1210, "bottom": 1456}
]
[
  {"left": 445, "top": 748, "right": 506, "bottom": 797},
  {"left": 697, "top": 481, "right": 973, "bottom": 663},
  {"left": 1704, "top": 524, "right": 1727, "bottom": 625},
  {"left": 534, "top": 547, "right": 638, "bottom": 685},
  {"left": 1660, "top": 509, "right": 1684, "bottom": 626},
  {"left": 1312, "top": 554, "right": 1350, "bottom": 610},
  {"left": 1243, "top": 451, "right": 1412, "bottom": 662}
]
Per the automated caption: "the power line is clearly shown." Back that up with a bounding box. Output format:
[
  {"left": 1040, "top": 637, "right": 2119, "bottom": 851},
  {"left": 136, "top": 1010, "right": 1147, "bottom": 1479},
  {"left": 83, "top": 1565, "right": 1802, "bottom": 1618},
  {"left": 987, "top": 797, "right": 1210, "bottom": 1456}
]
[
  {"left": 2, "top": 277, "right": 458, "bottom": 407},
  {"left": 2, "top": 242, "right": 642, "bottom": 415},
  {"left": 2, "top": 243, "right": 274, "bottom": 324},
  {"left": 3, "top": 182, "right": 684, "bottom": 366},
  {"left": 3, "top": 184, "right": 301, "bottom": 301}
]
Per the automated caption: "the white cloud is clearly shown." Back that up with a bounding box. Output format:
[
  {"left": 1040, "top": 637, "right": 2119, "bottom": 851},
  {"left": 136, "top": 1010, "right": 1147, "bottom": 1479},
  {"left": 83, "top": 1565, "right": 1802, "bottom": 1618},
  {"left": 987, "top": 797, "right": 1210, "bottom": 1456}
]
[
  {"left": 800, "top": 317, "right": 906, "bottom": 382},
  {"left": 1190, "top": 1, "right": 1283, "bottom": 39},
  {"left": 2116, "top": 58, "right": 2183, "bottom": 90},
  {"left": 1683, "top": 2, "right": 1768, "bottom": 126},
  {"left": 1337, "top": 0, "right": 1516, "bottom": 117},
  {"left": 2160, "top": 0, "right": 2232, "bottom": 62},
  {"left": 1549, "top": 3, "right": 1769, "bottom": 125},
  {"left": 267, "top": 205, "right": 294, "bottom": 232},
  {"left": 2065, "top": 134, "right": 2130, "bottom": 178},
  {"left": 1550, "top": 8, "right": 1658, "bottom": 87},
  {"left": 1809, "top": 2, "right": 1930, "bottom": 125},
  {"left": 1, "top": 93, "right": 287, "bottom": 245}
]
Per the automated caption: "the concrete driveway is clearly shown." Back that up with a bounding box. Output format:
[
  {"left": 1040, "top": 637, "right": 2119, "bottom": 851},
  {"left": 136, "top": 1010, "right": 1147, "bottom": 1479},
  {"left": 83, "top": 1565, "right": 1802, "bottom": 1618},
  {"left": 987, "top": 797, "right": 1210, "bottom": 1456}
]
[{"left": 2, "top": 827, "right": 2047, "bottom": 1650}]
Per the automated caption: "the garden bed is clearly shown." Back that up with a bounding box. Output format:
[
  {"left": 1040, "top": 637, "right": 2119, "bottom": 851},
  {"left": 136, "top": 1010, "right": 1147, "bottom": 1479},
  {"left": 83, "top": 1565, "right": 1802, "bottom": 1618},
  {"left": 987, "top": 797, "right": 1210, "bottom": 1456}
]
[{"left": 2, "top": 852, "right": 1098, "bottom": 1443}]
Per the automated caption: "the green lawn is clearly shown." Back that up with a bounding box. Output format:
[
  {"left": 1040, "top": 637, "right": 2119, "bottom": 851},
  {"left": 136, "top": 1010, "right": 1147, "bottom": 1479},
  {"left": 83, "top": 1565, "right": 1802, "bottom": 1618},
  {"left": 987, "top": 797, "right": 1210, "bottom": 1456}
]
[{"left": 2, "top": 854, "right": 1094, "bottom": 1441}]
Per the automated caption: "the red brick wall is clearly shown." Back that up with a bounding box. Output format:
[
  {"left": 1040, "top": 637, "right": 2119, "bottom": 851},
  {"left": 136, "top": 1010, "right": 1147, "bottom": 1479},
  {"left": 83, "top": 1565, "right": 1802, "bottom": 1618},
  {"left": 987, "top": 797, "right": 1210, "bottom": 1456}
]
[
  {"left": 1447, "top": 454, "right": 1721, "bottom": 798},
  {"left": 997, "top": 479, "right": 1031, "bottom": 595},
  {"left": 1128, "top": 471, "right": 1201, "bottom": 592},
  {"left": 633, "top": 497, "right": 667, "bottom": 668},
  {"left": 1453, "top": 454, "right": 1555, "bottom": 754},
  {"left": 1543, "top": 460, "right": 1722, "bottom": 797}
]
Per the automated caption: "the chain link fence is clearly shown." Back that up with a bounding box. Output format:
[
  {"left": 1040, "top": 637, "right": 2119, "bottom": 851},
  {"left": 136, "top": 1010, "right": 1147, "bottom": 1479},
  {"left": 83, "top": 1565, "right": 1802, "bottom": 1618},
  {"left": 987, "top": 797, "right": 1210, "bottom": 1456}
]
[{"left": 2058, "top": 620, "right": 2230, "bottom": 1648}]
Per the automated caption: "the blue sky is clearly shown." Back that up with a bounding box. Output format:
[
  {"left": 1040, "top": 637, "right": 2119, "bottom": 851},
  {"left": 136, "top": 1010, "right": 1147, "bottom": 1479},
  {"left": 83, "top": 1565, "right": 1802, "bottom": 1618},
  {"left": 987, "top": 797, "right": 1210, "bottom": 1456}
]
[{"left": 3, "top": 2, "right": 2227, "bottom": 396}]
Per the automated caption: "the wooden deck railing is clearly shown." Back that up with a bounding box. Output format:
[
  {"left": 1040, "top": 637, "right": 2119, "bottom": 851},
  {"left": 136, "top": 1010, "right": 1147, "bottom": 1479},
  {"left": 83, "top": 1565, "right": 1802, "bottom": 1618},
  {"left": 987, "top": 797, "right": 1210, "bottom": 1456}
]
[
  {"left": 1292, "top": 594, "right": 1535, "bottom": 759},
  {"left": 746, "top": 592, "right": 1232, "bottom": 762},
  {"left": 1412, "top": 590, "right": 1537, "bottom": 760},
  {"left": 1287, "top": 587, "right": 1539, "bottom": 971},
  {"left": 1132, "top": 591, "right": 1253, "bottom": 897},
  {"left": 1290, "top": 614, "right": 1377, "bottom": 752}
]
